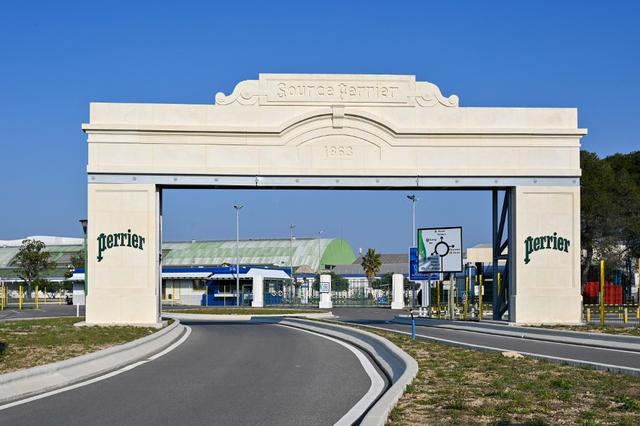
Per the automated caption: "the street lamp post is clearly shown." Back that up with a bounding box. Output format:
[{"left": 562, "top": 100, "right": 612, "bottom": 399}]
[
  {"left": 316, "top": 230, "right": 323, "bottom": 302},
  {"left": 234, "top": 205, "right": 243, "bottom": 306},
  {"left": 289, "top": 224, "right": 295, "bottom": 301},
  {"left": 79, "top": 219, "right": 88, "bottom": 318},
  {"left": 79, "top": 219, "right": 88, "bottom": 291},
  {"left": 317, "top": 230, "right": 323, "bottom": 272},
  {"left": 406, "top": 195, "right": 418, "bottom": 308}
]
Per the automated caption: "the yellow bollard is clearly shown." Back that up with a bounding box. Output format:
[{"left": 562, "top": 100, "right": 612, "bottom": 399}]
[
  {"left": 497, "top": 272, "right": 502, "bottom": 304},
  {"left": 1, "top": 284, "right": 3, "bottom": 310},
  {"left": 479, "top": 274, "right": 484, "bottom": 321},
  {"left": 624, "top": 308, "right": 628, "bottom": 324},
  {"left": 600, "top": 260, "right": 605, "bottom": 327},
  {"left": 19, "top": 285, "right": 23, "bottom": 310},
  {"left": 465, "top": 276, "right": 469, "bottom": 320},
  {"left": 35, "top": 285, "right": 39, "bottom": 309},
  {"left": 586, "top": 308, "right": 591, "bottom": 322},
  {"left": 636, "top": 305, "right": 639, "bottom": 321},
  {"left": 437, "top": 281, "right": 441, "bottom": 319}
]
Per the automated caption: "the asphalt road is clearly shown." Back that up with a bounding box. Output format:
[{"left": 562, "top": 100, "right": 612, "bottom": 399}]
[
  {"left": 2, "top": 321, "right": 373, "bottom": 426},
  {"left": 331, "top": 307, "right": 640, "bottom": 371},
  {"left": 0, "top": 304, "right": 84, "bottom": 320}
]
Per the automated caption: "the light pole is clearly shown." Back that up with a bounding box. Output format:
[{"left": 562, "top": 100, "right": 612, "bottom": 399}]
[
  {"left": 234, "top": 205, "right": 243, "bottom": 306},
  {"left": 289, "top": 224, "right": 295, "bottom": 300},
  {"left": 79, "top": 219, "right": 88, "bottom": 291},
  {"left": 317, "top": 230, "right": 323, "bottom": 272},
  {"left": 406, "top": 195, "right": 417, "bottom": 247},
  {"left": 406, "top": 195, "right": 418, "bottom": 308},
  {"left": 79, "top": 219, "right": 88, "bottom": 317}
]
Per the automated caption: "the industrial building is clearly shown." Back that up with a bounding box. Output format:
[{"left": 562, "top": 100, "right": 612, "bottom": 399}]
[{"left": 0, "top": 236, "right": 357, "bottom": 306}]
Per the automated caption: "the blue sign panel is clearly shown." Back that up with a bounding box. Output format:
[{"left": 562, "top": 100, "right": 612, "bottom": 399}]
[{"left": 409, "top": 247, "right": 440, "bottom": 281}]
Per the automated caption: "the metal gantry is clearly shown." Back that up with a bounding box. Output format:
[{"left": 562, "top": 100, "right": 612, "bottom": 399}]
[{"left": 492, "top": 189, "right": 513, "bottom": 321}]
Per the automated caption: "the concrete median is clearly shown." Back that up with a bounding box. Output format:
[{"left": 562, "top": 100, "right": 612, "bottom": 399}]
[
  {"left": 394, "top": 315, "right": 640, "bottom": 352},
  {"left": 0, "top": 320, "right": 186, "bottom": 405}
]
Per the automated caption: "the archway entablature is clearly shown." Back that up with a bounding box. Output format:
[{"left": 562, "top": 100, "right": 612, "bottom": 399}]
[{"left": 83, "top": 74, "right": 585, "bottom": 178}]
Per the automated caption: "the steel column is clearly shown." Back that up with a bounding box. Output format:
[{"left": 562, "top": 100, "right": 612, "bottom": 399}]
[{"left": 492, "top": 189, "right": 511, "bottom": 320}]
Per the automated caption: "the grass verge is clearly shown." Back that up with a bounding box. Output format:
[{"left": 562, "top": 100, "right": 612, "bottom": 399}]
[
  {"left": 0, "top": 317, "right": 156, "bottom": 374},
  {"left": 349, "top": 325, "right": 640, "bottom": 425},
  {"left": 165, "top": 307, "right": 327, "bottom": 315}
]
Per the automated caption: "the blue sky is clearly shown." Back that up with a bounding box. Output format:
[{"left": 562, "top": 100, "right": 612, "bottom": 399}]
[{"left": 1, "top": 1, "right": 638, "bottom": 253}]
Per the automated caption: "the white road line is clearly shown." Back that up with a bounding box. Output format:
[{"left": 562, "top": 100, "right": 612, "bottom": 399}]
[
  {"left": 0, "top": 325, "right": 192, "bottom": 411},
  {"left": 405, "top": 322, "right": 640, "bottom": 355},
  {"left": 362, "top": 324, "right": 640, "bottom": 374},
  {"left": 278, "top": 325, "right": 386, "bottom": 426},
  {"left": 148, "top": 326, "right": 192, "bottom": 360}
]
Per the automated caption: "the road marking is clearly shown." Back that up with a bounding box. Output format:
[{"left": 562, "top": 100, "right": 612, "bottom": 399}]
[
  {"left": 402, "top": 321, "right": 640, "bottom": 355},
  {"left": 361, "top": 324, "right": 640, "bottom": 375},
  {"left": 278, "top": 325, "right": 386, "bottom": 426},
  {"left": 0, "top": 325, "right": 192, "bottom": 411}
]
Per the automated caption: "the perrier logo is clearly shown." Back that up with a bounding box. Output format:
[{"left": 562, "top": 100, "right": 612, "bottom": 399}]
[
  {"left": 97, "top": 230, "right": 145, "bottom": 262},
  {"left": 524, "top": 232, "right": 570, "bottom": 264}
]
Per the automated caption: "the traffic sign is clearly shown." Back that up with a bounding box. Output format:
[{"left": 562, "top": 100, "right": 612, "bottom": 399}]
[
  {"left": 409, "top": 247, "right": 441, "bottom": 281},
  {"left": 319, "top": 275, "right": 331, "bottom": 293},
  {"left": 417, "top": 227, "right": 463, "bottom": 273}
]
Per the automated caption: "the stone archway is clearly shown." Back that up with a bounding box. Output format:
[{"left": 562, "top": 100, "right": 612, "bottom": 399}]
[{"left": 83, "top": 73, "right": 584, "bottom": 325}]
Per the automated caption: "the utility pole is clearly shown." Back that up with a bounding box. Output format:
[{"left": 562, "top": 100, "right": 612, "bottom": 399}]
[
  {"left": 317, "top": 230, "right": 323, "bottom": 272},
  {"left": 234, "top": 205, "right": 243, "bottom": 306},
  {"left": 407, "top": 195, "right": 418, "bottom": 308},
  {"left": 290, "top": 224, "right": 295, "bottom": 298}
]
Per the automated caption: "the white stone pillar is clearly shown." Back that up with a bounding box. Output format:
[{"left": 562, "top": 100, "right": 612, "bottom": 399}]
[
  {"left": 391, "top": 273, "right": 404, "bottom": 310},
  {"left": 251, "top": 275, "right": 264, "bottom": 308},
  {"left": 86, "top": 183, "right": 161, "bottom": 326},
  {"left": 318, "top": 274, "right": 332, "bottom": 309},
  {"left": 513, "top": 185, "right": 581, "bottom": 324}
]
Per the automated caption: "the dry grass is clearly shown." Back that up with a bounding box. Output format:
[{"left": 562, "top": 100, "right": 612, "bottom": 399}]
[
  {"left": 538, "top": 324, "right": 640, "bottom": 337},
  {"left": 0, "top": 317, "right": 156, "bottom": 374},
  {"left": 356, "top": 327, "right": 640, "bottom": 425}
]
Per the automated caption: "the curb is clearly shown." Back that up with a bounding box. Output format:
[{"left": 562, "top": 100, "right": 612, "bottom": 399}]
[
  {"left": 393, "top": 316, "right": 640, "bottom": 352},
  {"left": 277, "top": 318, "right": 418, "bottom": 426},
  {"left": 0, "top": 320, "right": 186, "bottom": 405},
  {"left": 163, "top": 311, "right": 335, "bottom": 321}
]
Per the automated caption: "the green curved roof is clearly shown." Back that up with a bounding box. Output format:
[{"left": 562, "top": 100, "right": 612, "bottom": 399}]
[{"left": 163, "top": 238, "right": 355, "bottom": 271}]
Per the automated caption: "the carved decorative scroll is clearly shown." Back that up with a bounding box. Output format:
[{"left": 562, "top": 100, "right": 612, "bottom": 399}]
[
  {"left": 214, "top": 80, "right": 260, "bottom": 105},
  {"left": 414, "top": 82, "right": 459, "bottom": 107}
]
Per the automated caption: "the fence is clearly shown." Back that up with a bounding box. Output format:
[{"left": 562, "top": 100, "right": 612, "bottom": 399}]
[
  {"left": 0, "top": 282, "right": 69, "bottom": 310},
  {"left": 332, "top": 287, "right": 390, "bottom": 307},
  {"left": 582, "top": 261, "right": 637, "bottom": 305}
]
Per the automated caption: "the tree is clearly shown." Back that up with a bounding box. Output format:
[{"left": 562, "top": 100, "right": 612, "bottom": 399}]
[
  {"left": 361, "top": 248, "right": 382, "bottom": 287},
  {"left": 64, "top": 252, "right": 85, "bottom": 279},
  {"left": 13, "top": 239, "right": 54, "bottom": 299},
  {"left": 376, "top": 272, "right": 410, "bottom": 289},
  {"left": 41, "top": 279, "right": 70, "bottom": 300},
  {"left": 608, "top": 167, "right": 640, "bottom": 263},
  {"left": 581, "top": 150, "right": 640, "bottom": 280}
]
